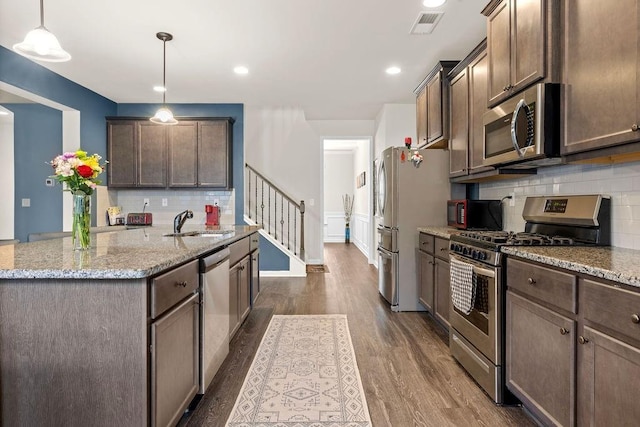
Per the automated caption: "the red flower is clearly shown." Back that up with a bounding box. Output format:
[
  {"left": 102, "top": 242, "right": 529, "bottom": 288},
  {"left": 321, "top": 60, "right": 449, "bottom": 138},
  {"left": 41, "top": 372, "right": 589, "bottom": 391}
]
[{"left": 77, "top": 165, "right": 94, "bottom": 178}]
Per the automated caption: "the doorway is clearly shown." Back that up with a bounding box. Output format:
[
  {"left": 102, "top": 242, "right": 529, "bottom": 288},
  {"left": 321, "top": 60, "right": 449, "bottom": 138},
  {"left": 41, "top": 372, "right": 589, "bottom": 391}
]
[{"left": 322, "top": 138, "right": 374, "bottom": 263}]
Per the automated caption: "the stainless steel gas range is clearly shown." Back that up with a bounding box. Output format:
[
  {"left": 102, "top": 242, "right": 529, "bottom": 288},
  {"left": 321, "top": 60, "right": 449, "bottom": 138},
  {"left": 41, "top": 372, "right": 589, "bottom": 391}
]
[{"left": 448, "top": 194, "right": 611, "bottom": 404}]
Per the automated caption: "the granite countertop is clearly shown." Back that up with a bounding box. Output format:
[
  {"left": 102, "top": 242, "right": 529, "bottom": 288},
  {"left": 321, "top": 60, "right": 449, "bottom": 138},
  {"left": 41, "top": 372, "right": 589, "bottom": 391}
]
[
  {"left": 501, "top": 246, "right": 640, "bottom": 288},
  {"left": 0, "top": 225, "right": 259, "bottom": 280},
  {"left": 417, "top": 226, "right": 462, "bottom": 240}
]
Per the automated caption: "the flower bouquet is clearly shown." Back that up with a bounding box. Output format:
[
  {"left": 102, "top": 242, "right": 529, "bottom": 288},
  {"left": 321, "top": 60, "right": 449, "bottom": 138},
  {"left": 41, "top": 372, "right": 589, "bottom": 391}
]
[{"left": 50, "top": 150, "right": 107, "bottom": 250}]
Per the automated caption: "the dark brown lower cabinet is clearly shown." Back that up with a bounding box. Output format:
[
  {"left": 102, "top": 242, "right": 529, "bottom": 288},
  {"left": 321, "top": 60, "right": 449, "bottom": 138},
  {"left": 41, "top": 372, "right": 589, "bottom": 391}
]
[
  {"left": 506, "top": 257, "right": 640, "bottom": 427},
  {"left": 434, "top": 258, "right": 450, "bottom": 330},
  {"left": 229, "top": 255, "right": 250, "bottom": 339},
  {"left": 417, "top": 248, "right": 434, "bottom": 312},
  {"left": 506, "top": 291, "right": 575, "bottom": 427},
  {"left": 577, "top": 327, "right": 640, "bottom": 426},
  {"left": 417, "top": 232, "right": 450, "bottom": 331}
]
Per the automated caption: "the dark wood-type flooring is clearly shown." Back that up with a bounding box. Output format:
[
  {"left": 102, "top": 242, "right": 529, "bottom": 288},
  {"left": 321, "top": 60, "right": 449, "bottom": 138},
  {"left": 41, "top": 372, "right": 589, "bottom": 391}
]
[{"left": 180, "top": 243, "right": 535, "bottom": 427}]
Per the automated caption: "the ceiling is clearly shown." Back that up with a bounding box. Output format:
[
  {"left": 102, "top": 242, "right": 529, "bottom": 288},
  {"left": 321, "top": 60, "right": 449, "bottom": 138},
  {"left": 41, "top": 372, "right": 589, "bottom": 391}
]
[{"left": 0, "top": 0, "right": 486, "bottom": 120}]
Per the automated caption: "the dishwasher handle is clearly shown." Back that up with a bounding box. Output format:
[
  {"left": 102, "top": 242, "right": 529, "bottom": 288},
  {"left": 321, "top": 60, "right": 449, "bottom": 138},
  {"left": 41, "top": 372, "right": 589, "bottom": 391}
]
[{"left": 200, "top": 248, "right": 231, "bottom": 273}]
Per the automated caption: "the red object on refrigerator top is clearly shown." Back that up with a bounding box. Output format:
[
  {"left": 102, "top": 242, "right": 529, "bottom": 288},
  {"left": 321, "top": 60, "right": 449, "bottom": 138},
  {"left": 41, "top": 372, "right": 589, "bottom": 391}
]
[{"left": 205, "top": 205, "right": 219, "bottom": 226}]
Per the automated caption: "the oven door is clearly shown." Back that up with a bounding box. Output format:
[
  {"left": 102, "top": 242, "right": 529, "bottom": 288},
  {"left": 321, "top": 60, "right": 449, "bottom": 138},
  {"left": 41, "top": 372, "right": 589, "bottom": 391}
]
[{"left": 449, "top": 253, "right": 500, "bottom": 365}]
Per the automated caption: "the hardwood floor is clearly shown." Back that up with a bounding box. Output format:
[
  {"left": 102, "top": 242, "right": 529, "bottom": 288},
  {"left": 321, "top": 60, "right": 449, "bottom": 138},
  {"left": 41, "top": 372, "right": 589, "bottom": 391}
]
[{"left": 180, "top": 243, "right": 535, "bottom": 427}]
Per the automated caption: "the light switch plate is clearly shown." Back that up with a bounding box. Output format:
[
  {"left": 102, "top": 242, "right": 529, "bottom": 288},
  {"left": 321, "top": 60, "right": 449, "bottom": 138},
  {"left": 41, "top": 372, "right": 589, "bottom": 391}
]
[
  {"left": 162, "top": 198, "right": 168, "bottom": 207},
  {"left": 21, "top": 198, "right": 30, "bottom": 207}
]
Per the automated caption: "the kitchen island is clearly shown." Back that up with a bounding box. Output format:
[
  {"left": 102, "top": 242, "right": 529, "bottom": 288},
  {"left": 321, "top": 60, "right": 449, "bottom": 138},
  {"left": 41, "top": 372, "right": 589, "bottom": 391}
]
[{"left": 0, "top": 224, "right": 259, "bottom": 427}]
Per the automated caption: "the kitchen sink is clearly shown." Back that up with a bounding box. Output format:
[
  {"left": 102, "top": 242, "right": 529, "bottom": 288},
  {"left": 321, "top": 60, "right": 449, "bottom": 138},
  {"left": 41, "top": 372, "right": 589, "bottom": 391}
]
[{"left": 163, "top": 230, "right": 235, "bottom": 238}]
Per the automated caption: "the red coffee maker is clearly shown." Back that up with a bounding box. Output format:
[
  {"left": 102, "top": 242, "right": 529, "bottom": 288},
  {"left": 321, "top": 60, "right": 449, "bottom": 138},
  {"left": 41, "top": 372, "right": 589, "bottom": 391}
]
[{"left": 205, "top": 204, "right": 220, "bottom": 226}]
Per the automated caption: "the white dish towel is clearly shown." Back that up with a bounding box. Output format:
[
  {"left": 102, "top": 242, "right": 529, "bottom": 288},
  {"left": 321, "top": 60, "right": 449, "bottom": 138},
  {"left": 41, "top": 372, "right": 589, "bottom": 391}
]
[{"left": 450, "top": 257, "right": 475, "bottom": 315}]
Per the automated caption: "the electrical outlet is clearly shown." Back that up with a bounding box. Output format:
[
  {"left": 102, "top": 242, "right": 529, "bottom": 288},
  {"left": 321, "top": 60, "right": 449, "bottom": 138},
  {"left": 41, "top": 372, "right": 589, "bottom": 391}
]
[
  {"left": 213, "top": 199, "right": 219, "bottom": 206},
  {"left": 162, "top": 198, "right": 168, "bottom": 207},
  {"left": 21, "top": 198, "right": 30, "bottom": 207},
  {"left": 509, "top": 192, "right": 516, "bottom": 207},
  {"left": 45, "top": 178, "right": 54, "bottom": 187},
  {"left": 144, "top": 198, "right": 150, "bottom": 206}
]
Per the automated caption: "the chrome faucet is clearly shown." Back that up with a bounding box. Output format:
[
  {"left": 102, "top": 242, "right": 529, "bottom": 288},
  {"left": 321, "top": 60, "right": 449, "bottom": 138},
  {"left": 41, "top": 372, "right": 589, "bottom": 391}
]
[{"left": 173, "top": 210, "right": 193, "bottom": 233}]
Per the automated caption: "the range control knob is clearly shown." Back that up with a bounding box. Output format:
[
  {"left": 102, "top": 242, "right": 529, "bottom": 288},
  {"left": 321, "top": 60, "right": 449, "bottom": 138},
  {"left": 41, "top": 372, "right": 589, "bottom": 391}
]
[
  {"left": 462, "top": 247, "right": 469, "bottom": 255},
  {"left": 479, "top": 252, "right": 488, "bottom": 261},
  {"left": 471, "top": 250, "right": 478, "bottom": 259},
  {"left": 450, "top": 243, "right": 455, "bottom": 250}
]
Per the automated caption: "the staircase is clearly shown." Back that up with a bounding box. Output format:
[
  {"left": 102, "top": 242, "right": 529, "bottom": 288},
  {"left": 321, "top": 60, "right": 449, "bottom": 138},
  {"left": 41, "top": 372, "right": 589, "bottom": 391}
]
[{"left": 244, "top": 163, "right": 306, "bottom": 275}]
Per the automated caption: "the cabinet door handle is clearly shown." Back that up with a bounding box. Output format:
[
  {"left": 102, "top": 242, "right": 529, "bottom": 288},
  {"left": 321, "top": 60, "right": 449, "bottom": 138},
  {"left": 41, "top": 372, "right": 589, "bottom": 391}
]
[
  {"left": 527, "top": 277, "right": 536, "bottom": 285},
  {"left": 503, "top": 86, "right": 509, "bottom": 92},
  {"left": 632, "top": 314, "right": 640, "bottom": 324},
  {"left": 632, "top": 124, "right": 639, "bottom": 132},
  {"left": 440, "top": 247, "right": 448, "bottom": 251},
  {"left": 560, "top": 327, "right": 569, "bottom": 335},
  {"left": 176, "top": 281, "right": 188, "bottom": 288},
  {"left": 578, "top": 336, "right": 589, "bottom": 345}
]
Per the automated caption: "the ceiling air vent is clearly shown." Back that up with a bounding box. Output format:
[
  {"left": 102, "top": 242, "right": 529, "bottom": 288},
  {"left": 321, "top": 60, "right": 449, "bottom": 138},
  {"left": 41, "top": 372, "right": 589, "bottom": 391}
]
[{"left": 410, "top": 12, "right": 444, "bottom": 35}]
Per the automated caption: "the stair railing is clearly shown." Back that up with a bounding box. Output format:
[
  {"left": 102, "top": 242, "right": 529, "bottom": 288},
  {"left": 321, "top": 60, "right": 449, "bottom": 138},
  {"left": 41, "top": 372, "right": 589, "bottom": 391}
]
[{"left": 245, "top": 163, "right": 305, "bottom": 260}]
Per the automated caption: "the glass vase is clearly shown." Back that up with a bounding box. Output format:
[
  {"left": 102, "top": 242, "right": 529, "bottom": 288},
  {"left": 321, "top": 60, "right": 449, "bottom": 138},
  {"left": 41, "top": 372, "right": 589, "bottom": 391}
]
[{"left": 72, "top": 193, "right": 91, "bottom": 251}]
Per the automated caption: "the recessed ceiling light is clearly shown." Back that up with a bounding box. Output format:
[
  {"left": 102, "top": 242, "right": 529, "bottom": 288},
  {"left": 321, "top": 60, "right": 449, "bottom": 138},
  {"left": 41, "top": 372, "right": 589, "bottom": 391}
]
[
  {"left": 153, "top": 86, "right": 166, "bottom": 92},
  {"left": 386, "top": 66, "right": 401, "bottom": 75},
  {"left": 423, "top": 0, "right": 446, "bottom": 7},
  {"left": 234, "top": 66, "right": 249, "bottom": 75}
]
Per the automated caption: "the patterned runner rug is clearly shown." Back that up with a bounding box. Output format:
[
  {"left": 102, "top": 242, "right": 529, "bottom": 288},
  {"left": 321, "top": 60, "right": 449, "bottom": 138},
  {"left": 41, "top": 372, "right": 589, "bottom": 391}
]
[{"left": 225, "top": 314, "right": 372, "bottom": 427}]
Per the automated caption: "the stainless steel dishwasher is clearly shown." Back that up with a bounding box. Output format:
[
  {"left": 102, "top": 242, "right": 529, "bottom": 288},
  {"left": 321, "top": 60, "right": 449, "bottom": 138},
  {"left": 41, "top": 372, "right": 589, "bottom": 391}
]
[{"left": 199, "top": 247, "right": 230, "bottom": 394}]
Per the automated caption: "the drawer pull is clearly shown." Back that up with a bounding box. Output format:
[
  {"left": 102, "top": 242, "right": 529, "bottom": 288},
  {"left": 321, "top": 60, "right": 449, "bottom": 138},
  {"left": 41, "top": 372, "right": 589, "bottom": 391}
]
[
  {"left": 560, "top": 327, "right": 569, "bottom": 335},
  {"left": 176, "top": 281, "right": 188, "bottom": 288},
  {"left": 578, "top": 336, "right": 589, "bottom": 345},
  {"left": 632, "top": 314, "right": 640, "bottom": 324},
  {"left": 527, "top": 277, "right": 536, "bottom": 285}
]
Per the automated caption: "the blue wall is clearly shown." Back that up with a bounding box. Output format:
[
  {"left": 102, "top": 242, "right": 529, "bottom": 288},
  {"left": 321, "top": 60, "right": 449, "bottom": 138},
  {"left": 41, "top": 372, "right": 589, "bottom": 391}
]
[{"left": 6, "top": 104, "right": 62, "bottom": 242}]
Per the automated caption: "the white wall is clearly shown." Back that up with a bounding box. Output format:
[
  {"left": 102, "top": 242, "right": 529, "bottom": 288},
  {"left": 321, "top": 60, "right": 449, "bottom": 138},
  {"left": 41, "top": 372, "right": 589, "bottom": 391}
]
[
  {"left": 374, "top": 103, "right": 416, "bottom": 158},
  {"left": 353, "top": 142, "right": 370, "bottom": 216},
  {"left": 323, "top": 150, "right": 354, "bottom": 243},
  {"left": 308, "top": 120, "right": 375, "bottom": 138},
  {"left": 0, "top": 116, "right": 14, "bottom": 239},
  {"left": 479, "top": 160, "right": 640, "bottom": 250},
  {"left": 244, "top": 106, "right": 324, "bottom": 264}
]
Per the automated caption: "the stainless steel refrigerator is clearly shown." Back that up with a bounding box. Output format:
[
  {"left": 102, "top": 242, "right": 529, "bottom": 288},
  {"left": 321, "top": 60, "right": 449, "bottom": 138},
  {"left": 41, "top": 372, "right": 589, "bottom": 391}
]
[{"left": 376, "top": 146, "right": 450, "bottom": 311}]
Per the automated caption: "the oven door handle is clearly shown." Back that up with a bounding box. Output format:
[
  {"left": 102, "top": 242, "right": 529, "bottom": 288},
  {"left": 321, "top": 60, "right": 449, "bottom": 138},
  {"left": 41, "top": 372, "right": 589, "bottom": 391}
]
[{"left": 450, "top": 253, "right": 496, "bottom": 278}]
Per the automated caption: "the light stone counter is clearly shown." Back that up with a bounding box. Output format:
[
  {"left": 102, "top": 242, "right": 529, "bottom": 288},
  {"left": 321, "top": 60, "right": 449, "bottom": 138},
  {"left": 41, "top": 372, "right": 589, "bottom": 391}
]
[
  {"left": 0, "top": 224, "right": 259, "bottom": 280},
  {"left": 417, "top": 226, "right": 462, "bottom": 240},
  {"left": 501, "top": 246, "right": 640, "bottom": 288}
]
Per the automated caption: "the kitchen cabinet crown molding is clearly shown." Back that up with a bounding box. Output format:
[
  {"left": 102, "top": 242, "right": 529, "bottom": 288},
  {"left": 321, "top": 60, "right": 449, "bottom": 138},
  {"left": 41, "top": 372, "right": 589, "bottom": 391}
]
[
  {"left": 414, "top": 60, "right": 461, "bottom": 94},
  {"left": 106, "top": 116, "right": 236, "bottom": 124},
  {"left": 448, "top": 39, "right": 488, "bottom": 81},
  {"left": 482, "top": 0, "right": 503, "bottom": 17}
]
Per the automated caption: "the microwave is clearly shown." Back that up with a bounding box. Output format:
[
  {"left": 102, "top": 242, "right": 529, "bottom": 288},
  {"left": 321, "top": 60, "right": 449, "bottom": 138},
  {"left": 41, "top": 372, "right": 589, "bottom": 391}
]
[
  {"left": 447, "top": 199, "right": 503, "bottom": 230},
  {"left": 482, "top": 83, "right": 561, "bottom": 168}
]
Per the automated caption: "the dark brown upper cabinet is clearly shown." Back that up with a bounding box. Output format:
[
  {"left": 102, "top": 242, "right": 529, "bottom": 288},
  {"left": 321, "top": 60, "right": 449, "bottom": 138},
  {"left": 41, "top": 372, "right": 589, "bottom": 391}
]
[
  {"left": 414, "top": 61, "right": 459, "bottom": 149},
  {"left": 561, "top": 0, "right": 640, "bottom": 161},
  {"left": 107, "top": 117, "right": 233, "bottom": 189},
  {"left": 483, "top": 0, "right": 559, "bottom": 107}
]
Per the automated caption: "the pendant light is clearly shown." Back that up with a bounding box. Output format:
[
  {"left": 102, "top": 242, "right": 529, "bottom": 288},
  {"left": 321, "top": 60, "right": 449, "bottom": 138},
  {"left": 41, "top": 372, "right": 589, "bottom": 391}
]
[
  {"left": 150, "top": 32, "right": 178, "bottom": 125},
  {"left": 13, "top": 0, "right": 71, "bottom": 62}
]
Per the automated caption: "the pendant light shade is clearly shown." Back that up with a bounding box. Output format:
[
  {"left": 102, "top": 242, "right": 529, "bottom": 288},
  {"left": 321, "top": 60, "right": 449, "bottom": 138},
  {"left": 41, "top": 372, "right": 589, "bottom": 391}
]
[
  {"left": 150, "top": 32, "right": 178, "bottom": 125},
  {"left": 13, "top": 0, "right": 71, "bottom": 62}
]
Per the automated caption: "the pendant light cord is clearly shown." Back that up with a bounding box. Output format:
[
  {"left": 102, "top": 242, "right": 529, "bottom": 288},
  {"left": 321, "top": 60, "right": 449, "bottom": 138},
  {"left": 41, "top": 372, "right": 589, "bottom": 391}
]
[
  {"left": 40, "top": 0, "right": 45, "bottom": 27},
  {"left": 162, "top": 39, "right": 167, "bottom": 105}
]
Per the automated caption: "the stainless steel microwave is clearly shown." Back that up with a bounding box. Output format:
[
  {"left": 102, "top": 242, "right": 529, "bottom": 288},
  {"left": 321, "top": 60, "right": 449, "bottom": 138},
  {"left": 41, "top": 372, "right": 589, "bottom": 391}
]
[{"left": 482, "top": 83, "right": 561, "bottom": 168}]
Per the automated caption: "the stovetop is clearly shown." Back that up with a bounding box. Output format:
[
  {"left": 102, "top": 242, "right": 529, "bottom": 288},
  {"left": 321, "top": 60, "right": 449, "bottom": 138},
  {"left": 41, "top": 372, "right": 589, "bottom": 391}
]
[{"left": 455, "top": 230, "right": 576, "bottom": 247}]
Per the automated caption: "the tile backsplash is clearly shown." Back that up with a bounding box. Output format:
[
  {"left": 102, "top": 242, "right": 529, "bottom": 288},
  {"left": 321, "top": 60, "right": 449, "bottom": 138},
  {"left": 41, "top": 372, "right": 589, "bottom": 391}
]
[
  {"left": 110, "top": 189, "right": 235, "bottom": 226},
  {"left": 479, "top": 160, "right": 640, "bottom": 250}
]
